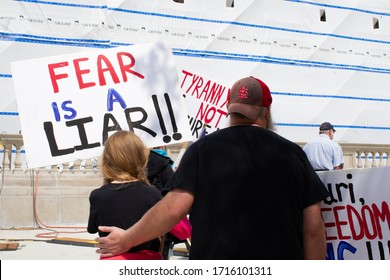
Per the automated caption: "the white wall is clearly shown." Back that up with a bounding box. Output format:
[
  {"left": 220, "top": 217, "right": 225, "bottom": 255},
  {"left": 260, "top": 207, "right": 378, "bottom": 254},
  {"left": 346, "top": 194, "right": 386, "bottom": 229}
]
[{"left": 1, "top": 0, "right": 390, "bottom": 145}]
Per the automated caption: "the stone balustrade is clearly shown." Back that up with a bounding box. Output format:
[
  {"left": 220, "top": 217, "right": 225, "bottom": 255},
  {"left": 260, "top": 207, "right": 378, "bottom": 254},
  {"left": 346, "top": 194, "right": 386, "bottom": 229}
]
[
  {"left": 295, "top": 142, "right": 390, "bottom": 169},
  {"left": 0, "top": 134, "right": 389, "bottom": 228},
  {"left": 1, "top": 134, "right": 389, "bottom": 172},
  {"left": 0, "top": 134, "right": 184, "bottom": 172}
]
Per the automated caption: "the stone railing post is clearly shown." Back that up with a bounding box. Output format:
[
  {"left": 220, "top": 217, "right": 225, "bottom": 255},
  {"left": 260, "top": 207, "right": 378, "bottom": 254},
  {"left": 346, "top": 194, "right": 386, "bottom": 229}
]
[
  {"left": 3, "top": 142, "right": 12, "bottom": 170},
  {"left": 370, "top": 151, "right": 378, "bottom": 168},
  {"left": 13, "top": 142, "right": 23, "bottom": 170},
  {"left": 0, "top": 133, "right": 24, "bottom": 170},
  {"left": 356, "top": 152, "right": 364, "bottom": 168}
]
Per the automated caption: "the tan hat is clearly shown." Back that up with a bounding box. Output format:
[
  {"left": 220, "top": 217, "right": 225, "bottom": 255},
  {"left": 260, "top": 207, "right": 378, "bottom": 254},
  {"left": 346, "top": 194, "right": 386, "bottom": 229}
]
[{"left": 227, "top": 76, "right": 272, "bottom": 120}]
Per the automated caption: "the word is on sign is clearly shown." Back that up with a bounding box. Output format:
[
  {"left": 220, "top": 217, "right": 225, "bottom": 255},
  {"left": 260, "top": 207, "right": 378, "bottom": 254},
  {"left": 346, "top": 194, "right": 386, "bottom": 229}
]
[{"left": 12, "top": 41, "right": 192, "bottom": 168}]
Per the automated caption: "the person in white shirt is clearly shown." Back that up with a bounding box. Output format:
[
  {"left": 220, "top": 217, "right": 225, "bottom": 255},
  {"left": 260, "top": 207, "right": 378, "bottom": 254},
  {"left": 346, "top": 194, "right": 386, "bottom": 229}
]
[{"left": 303, "top": 122, "right": 344, "bottom": 171}]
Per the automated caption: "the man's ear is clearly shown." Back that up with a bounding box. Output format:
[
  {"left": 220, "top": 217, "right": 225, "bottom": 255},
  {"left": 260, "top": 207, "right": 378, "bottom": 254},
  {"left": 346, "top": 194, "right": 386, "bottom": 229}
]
[
  {"left": 264, "top": 107, "right": 271, "bottom": 129},
  {"left": 265, "top": 107, "right": 270, "bottom": 121}
]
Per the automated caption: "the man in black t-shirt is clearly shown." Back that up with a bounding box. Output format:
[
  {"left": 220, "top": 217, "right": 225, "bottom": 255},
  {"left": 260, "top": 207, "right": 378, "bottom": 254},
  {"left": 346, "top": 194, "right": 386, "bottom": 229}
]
[{"left": 96, "top": 76, "right": 329, "bottom": 260}]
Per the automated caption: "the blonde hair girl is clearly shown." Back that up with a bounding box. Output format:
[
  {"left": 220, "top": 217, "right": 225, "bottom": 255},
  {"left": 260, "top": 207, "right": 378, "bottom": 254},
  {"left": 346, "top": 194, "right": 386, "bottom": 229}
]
[{"left": 102, "top": 130, "right": 149, "bottom": 185}]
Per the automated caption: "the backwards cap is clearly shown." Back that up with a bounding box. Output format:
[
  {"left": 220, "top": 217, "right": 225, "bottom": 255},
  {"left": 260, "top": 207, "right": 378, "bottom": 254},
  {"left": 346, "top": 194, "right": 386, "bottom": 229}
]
[
  {"left": 227, "top": 76, "right": 272, "bottom": 120},
  {"left": 319, "top": 122, "right": 336, "bottom": 132}
]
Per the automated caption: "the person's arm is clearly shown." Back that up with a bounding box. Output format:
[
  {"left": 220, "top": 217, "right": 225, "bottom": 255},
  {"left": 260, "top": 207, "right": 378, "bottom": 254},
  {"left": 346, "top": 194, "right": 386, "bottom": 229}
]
[
  {"left": 334, "top": 163, "right": 344, "bottom": 170},
  {"left": 303, "top": 202, "right": 327, "bottom": 260},
  {"left": 159, "top": 164, "right": 175, "bottom": 195},
  {"left": 333, "top": 144, "right": 344, "bottom": 170},
  {"left": 95, "top": 188, "right": 193, "bottom": 257},
  {"left": 87, "top": 192, "right": 99, "bottom": 234}
]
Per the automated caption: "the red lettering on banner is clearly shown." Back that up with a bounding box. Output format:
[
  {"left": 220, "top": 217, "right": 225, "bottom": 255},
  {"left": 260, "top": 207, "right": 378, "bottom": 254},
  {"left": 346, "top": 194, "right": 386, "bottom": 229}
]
[
  {"left": 346, "top": 205, "right": 365, "bottom": 240},
  {"left": 362, "top": 204, "right": 377, "bottom": 239},
  {"left": 48, "top": 62, "right": 69, "bottom": 93},
  {"left": 333, "top": 206, "right": 351, "bottom": 240},
  {"left": 116, "top": 52, "right": 145, "bottom": 81},
  {"left": 48, "top": 52, "right": 145, "bottom": 93},
  {"left": 180, "top": 69, "right": 192, "bottom": 89},
  {"left": 372, "top": 201, "right": 390, "bottom": 239},
  {"left": 97, "top": 55, "right": 120, "bottom": 86},
  {"left": 74, "top": 57, "right": 96, "bottom": 89},
  {"left": 322, "top": 207, "right": 338, "bottom": 240},
  {"left": 196, "top": 102, "right": 227, "bottom": 128},
  {"left": 180, "top": 70, "right": 228, "bottom": 108},
  {"left": 189, "top": 75, "right": 203, "bottom": 98},
  {"left": 323, "top": 201, "right": 390, "bottom": 241},
  {"left": 205, "top": 81, "right": 227, "bottom": 106}
]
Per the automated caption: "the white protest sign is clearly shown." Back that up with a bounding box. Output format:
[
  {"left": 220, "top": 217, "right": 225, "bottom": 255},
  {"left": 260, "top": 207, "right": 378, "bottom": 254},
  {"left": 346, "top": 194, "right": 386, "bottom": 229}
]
[
  {"left": 178, "top": 69, "right": 230, "bottom": 140},
  {"left": 319, "top": 167, "right": 390, "bottom": 260},
  {"left": 12, "top": 41, "right": 192, "bottom": 168}
]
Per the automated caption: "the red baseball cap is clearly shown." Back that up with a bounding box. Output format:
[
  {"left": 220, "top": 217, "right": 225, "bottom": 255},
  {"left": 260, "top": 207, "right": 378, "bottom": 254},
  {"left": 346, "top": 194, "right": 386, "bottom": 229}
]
[{"left": 227, "top": 76, "right": 272, "bottom": 120}]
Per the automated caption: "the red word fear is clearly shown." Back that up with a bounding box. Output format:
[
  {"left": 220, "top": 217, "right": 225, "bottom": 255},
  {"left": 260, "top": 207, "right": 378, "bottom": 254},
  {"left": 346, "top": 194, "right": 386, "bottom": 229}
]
[{"left": 48, "top": 52, "right": 145, "bottom": 93}]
